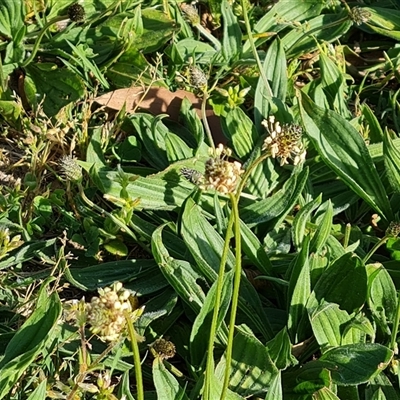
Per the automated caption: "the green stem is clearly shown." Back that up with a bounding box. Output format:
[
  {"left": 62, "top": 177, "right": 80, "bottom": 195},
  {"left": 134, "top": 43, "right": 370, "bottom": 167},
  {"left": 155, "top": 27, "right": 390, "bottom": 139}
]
[
  {"left": 201, "top": 91, "right": 216, "bottom": 151},
  {"left": 22, "top": 15, "right": 68, "bottom": 67},
  {"left": 240, "top": 0, "right": 273, "bottom": 97},
  {"left": 362, "top": 236, "right": 389, "bottom": 264},
  {"left": 125, "top": 312, "right": 144, "bottom": 400},
  {"left": 390, "top": 291, "right": 400, "bottom": 352},
  {"left": 220, "top": 193, "right": 242, "bottom": 400},
  {"left": 203, "top": 211, "right": 235, "bottom": 400}
]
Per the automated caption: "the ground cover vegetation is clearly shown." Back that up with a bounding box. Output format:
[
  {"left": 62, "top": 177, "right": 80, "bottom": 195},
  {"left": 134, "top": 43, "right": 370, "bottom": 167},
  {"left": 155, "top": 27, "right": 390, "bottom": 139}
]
[{"left": 1, "top": 0, "right": 400, "bottom": 398}]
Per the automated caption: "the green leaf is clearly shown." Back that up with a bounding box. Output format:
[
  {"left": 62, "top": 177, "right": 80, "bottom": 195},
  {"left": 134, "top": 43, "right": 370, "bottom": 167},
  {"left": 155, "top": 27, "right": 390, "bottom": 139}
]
[
  {"left": 288, "top": 238, "right": 311, "bottom": 341},
  {"left": 266, "top": 328, "right": 298, "bottom": 371},
  {"left": 283, "top": 364, "right": 332, "bottom": 398},
  {"left": 167, "top": 39, "right": 216, "bottom": 65},
  {"left": 313, "top": 387, "right": 341, "bottom": 400},
  {"left": 26, "top": 380, "right": 47, "bottom": 400},
  {"left": 221, "top": 0, "right": 242, "bottom": 62},
  {"left": 181, "top": 198, "right": 235, "bottom": 279},
  {"left": 367, "top": 263, "right": 397, "bottom": 335},
  {"left": 0, "top": 239, "right": 57, "bottom": 270},
  {"left": 120, "top": 371, "right": 136, "bottom": 400},
  {"left": 0, "top": 0, "right": 25, "bottom": 39},
  {"left": 308, "top": 253, "right": 367, "bottom": 314},
  {"left": 318, "top": 343, "right": 393, "bottom": 385},
  {"left": 243, "top": 0, "right": 325, "bottom": 54},
  {"left": 309, "top": 302, "right": 363, "bottom": 350},
  {"left": 87, "top": 126, "right": 106, "bottom": 167},
  {"left": 254, "top": 38, "right": 287, "bottom": 127},
  {"left": 282, "top": 13, "right": 352, "bottom": 59},
  {"left": 0, "top": 288, "right": 61, "bottom": 399},
  {"left": 363, "top": 7, "right": 400, "bottom": 40},
  {"left": 181, "top": 198, "right": 274, "bottom": 340},
  {"left": 124, "top": 113, "right": 193, "bottom": 168},
  {"left": 293, "top": 195, "right": 322, "bottom": 251},
  {"left": 0, "top": 99, "right": 22, "bottom": 123},
  {"left": 179, "top": 97, "right": 205, "bottom": 153},
  {"left": 299, "top": 92, "right": 393, "bottom": 221},
  {"left": 365, "top": 372, "right": 399, "bottom": 400},
  {"left": 309, "top": 201, "right": 333, "bottom": 254},
  {"left": 265, "top": 372, "right": 283, "bottom": 400},
  {"left": 66, "top": 259, "right": 161, "bottom": 291},
  {"left": 152, "top": 223, "right": 205, "bottom": 314},
  {"left": 215, "top": 326, "right": 278, "bottom": 397},
  {"left": 137, "top": 288, "right": 178, "bottom": 328},
  {"left": 241, "top": 168, "right": 308, "bottom": 226},
  {"left": 135, "top": 8, "right": 177, "bottom": 53},
  {"left": 265, "top": 38, "right": 287, "bottom": 101},
  {"left": 91, "top": 158, "right": 211, "bottom": 211},
  {"left": 319, "top": 52, "right": 351, "bottom": 118},
  {"left": 164, "top": 130, "right": 194, "bottom": 162},
  {"left": 24, "top": 63, "right": 85, "bottom": 117},
  {"left": 222, "top": 107, "right": 259, "bottom": 159},
  {"left": 190, "top": 270, "right": 232, "bottom": 367},
  {"left": 361, "top": 103, "right": 383, "bottom": 143},
  {"left": 383, "top": 129, "right": 400, "bottom": 194},
  {"left": 153, "top": 357, "right": 189, "bottom": 400},
  {"left": 66, "top": 40, "right": 109, "bottom": 88},
  {"left": 105, "top": 49, "right": 153, "bottom": 88},
  {"left": 240, "top": 220, "right": 273, "bottom": 276}
]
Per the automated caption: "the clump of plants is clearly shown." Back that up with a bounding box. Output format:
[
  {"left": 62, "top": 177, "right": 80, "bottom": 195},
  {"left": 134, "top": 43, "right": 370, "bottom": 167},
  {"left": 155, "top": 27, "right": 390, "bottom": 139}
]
[{"left": 1, "top": 0, "right": 400, "bottom": 399}]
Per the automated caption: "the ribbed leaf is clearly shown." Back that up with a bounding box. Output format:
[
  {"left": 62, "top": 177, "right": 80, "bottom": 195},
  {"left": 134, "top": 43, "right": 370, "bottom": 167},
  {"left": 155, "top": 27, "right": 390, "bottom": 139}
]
[
  {"left": 282, "top": 13, "right": 352, "bottom": 59},
  {"left": 367, "top": 263, "right": 397, "bottom": 335},
  {"left": 265, "top": 372, "right": 283, "bottom": 400},
  {"left": 318, "top": 343, "right": 393, "bottom": 385},
  {"left": 222, "top": 107, "right": 259, "bottom": 159},
  {"left": 243, "top": 0, "right": 324, "bottom": 54},
  {"left": 383, "top": 129, "right": 400, "bottom": 193},
  {"left": 319, "top": 52, "right": 351, "bottom": 118},
  {"left": 308, "top": 253, "right": 367, "bottom": 313},
  {"left": 153, "top": 357, "right": 189, "bottom": 400},
  {"left": 215, "top": 326, "right": 278, "bottom": 397},
  {"left": 292, "top": 195, "right": 322, "bottom": 250},
  {"left": 181, "top": 198, "right": 274, "bottom": 340},
  {"left": 300, "top": 92, "right": 393, "bottom": 221},
  {"left": 0, "top": 288, "right": 61, "bottom": 399},
  {"left": 309, "top": 302, "right": 363, "bottom": 350},
  {"left": 152, "top": 223, "right": 205, "bottom": 314},
  {"left": 190, "top": 270, "right": 232, "bottom": 367},
  {"left": 288, "top": 238, "right": 311, "bottom": 341},
  {"left": 241, "top": 168, "right": 308, "bottom": 227},
  {"left": 221, "top": 0, "right": 242, "bottom": 62},
  {"left": 310, "top": 201, "right": 333, "bottom": 254},
  {"left": 254, "top": 38, "right": 287, "bottom": 127}
]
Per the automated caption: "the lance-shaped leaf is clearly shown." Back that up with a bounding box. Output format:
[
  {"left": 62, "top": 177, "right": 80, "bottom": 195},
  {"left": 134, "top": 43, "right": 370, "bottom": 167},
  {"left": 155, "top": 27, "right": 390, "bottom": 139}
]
[{"left": 299, "top": 92, "right": 393, "bottom": 221}]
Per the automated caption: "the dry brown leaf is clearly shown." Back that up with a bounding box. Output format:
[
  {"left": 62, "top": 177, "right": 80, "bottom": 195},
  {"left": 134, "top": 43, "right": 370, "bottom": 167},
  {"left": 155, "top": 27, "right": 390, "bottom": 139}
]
[{"left": 94, "top": 86, "right": 225, "bottom": 143}]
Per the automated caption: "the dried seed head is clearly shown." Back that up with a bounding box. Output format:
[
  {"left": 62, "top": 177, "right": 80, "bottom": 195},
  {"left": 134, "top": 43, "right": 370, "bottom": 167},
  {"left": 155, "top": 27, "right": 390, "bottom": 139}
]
[
  {"left": 386, "top": 221, "right": 400, "bottom": 238},
  {"left": 86, "top": 282, "right": 140, "bottom": 342},
  {"left": 201, "top": 144, "right": 244, "bottom": 194},
  {"left": 262, "top": 116, "right": 306, "bottom": 166},
  {"left": 180, "top": 3, "right": 200, "bottom": 25},
  {"left": 59, "top": 155, "right": 83, "bottom": 182},
  {"left": 188, "top": 65, "right": 208, "bottom": 91},
  {"left": 68, "top": 3, "right": 85, "bottom": 22},
  {"left": 350, "top": 7, "right": 371, "bottom": 25},
  {"left": 180, "top": 167, "right": 203, "bottom": 185},
  {"left": 151, "top": 338, "right": 176, "bottom": 360}
]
